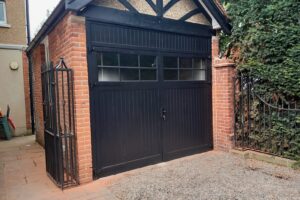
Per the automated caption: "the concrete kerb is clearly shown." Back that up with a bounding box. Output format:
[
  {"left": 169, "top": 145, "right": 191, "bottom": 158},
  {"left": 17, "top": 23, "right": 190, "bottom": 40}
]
[{"left": 230, "top": 149, "right": 297, "bottom": 168}]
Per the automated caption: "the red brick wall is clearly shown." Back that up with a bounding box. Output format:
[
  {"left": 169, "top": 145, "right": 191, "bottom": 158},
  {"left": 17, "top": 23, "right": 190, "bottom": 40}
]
[
  {"left": 22, "top": 52, "right": 31, "bottom": 131},
  {"left": 31, "top": 12, "right": 92, "bottom": 184},
  {"left": 212, "top": 36, "right": 236, "bottom": 151},
  {"left": 32, "top": 45, "right": 45, "bottom": 144},
  {"left": 32, "top": 45, "right": 45, "bottom": 146}
]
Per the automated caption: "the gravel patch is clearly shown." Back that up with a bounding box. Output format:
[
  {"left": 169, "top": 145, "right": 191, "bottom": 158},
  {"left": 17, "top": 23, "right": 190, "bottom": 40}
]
[{"left": 108, "top": 151, "right": 300, "bottom": 200}]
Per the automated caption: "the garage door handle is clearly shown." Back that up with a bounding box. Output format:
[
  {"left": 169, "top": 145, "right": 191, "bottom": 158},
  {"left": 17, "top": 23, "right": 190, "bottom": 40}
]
[{"left": 161, "top": 108, "right": 167, "bottom": 121}]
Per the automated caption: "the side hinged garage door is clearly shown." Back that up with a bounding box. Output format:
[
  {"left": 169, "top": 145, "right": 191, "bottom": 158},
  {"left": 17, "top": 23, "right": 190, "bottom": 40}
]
[{"left": 87, "top": 22, "right": 213, "bottom": 178}]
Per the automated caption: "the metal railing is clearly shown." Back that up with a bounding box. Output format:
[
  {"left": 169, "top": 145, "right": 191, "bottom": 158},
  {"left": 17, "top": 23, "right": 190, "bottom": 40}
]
[{"left": 234, "top": 74, "right": 300, "bottom": 160}]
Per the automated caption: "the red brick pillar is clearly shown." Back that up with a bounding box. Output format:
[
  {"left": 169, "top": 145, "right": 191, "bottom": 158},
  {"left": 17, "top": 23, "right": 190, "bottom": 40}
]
[
  {"left": 48, "top": 13, "right": 93, "bottom": 184},
  {"left": 32, "top": 45, "right": 45, "bottom": 146},
  {"left": 212, "top": 36, "right": 236, "bottom": 151},
  {"left": 68, "top": 15, "right": 93, "bottom": 184}
]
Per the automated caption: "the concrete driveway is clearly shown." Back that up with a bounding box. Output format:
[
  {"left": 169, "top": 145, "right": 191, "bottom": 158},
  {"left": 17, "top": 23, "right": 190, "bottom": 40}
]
[{"left": 1, "top": 136, "right": 299, "bottom": 200}]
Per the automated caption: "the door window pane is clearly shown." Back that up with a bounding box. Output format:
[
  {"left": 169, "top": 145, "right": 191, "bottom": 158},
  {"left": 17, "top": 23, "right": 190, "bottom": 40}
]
[
  {"left": 164, "top": 57, "right": 178, "bottom": 68},
  {"left": 179, "top": 58, "right": 192, "bottom": 68},
  {"left": 121, "top": 69, "right": 139, "bottom": 81},
  {"left": 163, "top": 56, "right": 208, "bottom": 81},
  {"left": 141, "top": 69, "right": 157, "bottom": 80},
  {"left": 164, "top": 70, "right": 178, "bottom": 80},
  {"left": 120, "top": 53, "right": 138, "bottom": 67},
  {"left": 193, "top": 70, "right": 206, "bottom": 81},
  {"left": 99, "top": 68, "right": 119, "bottom": 81},
  {"left": 179, "top": 70, "right": 193, "bottom": 80},
  {"left": 96, "top": 53, "right": 102, "bottom": 66},
  {"left": 103, "top": 52, "right": 118, "bottom": 66},
  {"left": 193, "top": 58, "right": 206, "bottom": 69},
  {"left": 140, "top": 55, "right": 156, "bottom": 68}
]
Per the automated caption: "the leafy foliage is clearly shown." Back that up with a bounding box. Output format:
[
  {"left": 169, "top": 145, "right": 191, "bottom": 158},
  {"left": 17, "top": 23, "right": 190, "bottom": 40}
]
[
  {"left": 221, "top": 0, "right": 300, "bottom": 98},
  {"left": 224, "top": 0, "right": 300, "bottom": 161}
]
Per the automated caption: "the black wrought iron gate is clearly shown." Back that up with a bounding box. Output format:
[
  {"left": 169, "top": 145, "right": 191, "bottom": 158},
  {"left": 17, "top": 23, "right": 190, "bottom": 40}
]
[
  {"left": 234, "top": 74, "right": 300, "bottom": 159},
  {"left": 41, "top": 58, "right": 78, "bottom": 189}
]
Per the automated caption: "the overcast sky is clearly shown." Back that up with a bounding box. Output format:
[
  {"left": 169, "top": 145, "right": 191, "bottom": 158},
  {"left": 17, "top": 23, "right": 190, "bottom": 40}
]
[{"left": 29, "top": 0, "right": 60, "bottom": 39}]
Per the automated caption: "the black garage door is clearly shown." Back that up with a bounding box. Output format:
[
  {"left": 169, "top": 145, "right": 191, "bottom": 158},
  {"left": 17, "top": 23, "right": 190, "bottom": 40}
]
[{"left": 87, "top": 22, "right": 213, "bottom": 177}]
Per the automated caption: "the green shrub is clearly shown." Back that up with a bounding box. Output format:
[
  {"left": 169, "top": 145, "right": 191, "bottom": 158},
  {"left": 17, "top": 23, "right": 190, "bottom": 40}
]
[
  {"left": 222, "top": 0, "right": 300, "bottom": 160},
  {"left": 221, "top": 0, "right": 300, "bottom": 98}
]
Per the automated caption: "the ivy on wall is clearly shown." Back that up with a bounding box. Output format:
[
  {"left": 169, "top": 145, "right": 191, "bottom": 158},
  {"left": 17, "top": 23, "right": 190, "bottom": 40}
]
[
  {"left": 221, "top": 0, "right": 300, "bottom": 99},
  {"left": 222, "top": 0, "right": 300, "bottom": 162}
]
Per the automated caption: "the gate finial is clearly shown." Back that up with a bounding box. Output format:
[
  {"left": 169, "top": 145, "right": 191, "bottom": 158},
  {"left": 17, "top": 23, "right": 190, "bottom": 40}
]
[{"left": 56, "top": 57, "right": 68, "bottom": 69}]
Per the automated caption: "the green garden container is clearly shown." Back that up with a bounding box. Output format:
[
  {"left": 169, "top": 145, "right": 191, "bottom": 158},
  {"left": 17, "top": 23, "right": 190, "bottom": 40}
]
[{"left": 0, "top": 117, "right": 12, "bottom": 140}]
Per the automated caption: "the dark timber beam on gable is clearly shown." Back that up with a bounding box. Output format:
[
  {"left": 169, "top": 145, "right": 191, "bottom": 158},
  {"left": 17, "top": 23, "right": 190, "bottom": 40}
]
[
  {"left": 157, "top": 0, "right": 163, "bottom": 17},
  {"left": 192, "top": 0, "right": 212, "bottom": 23},
  {"left": 201, "top": 0, "right": 231, "bottom": 34},
  {"left": 163, "top": 0, "right": 180, "bottom": 14},
  {"left": 118, "top": 0, "right": 139, "bottom": 13},
  {"left": 179, "top": 8, "right": 202, "bottom": 21},
  {"left": 145, "top": 0, "right": 157, "bottom": 15},
  {"left": 65, "top": 0, "right": 93, "bottom": 11}
]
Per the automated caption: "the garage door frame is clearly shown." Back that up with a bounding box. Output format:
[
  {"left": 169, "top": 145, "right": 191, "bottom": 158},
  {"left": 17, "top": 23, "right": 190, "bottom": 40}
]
[{"left": 85, "top": 9, "right": 213, "bottom": 178}]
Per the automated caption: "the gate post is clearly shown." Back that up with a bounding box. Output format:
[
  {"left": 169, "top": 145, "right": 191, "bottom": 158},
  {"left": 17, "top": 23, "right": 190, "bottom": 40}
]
[{"left": 212, "top": 36, "right": 236, "bottom": 151}]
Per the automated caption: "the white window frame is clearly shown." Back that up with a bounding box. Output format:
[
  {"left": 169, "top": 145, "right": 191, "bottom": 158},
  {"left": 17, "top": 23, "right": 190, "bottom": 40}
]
[{"left": 0, "top": 1, "right": 7, "bottom": 25}]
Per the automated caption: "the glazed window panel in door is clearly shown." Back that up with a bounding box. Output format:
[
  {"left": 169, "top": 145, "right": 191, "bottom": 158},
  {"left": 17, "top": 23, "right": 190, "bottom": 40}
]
[
  {"left": 179, "top": 58, "right": 192, "bottom": 69},
  {"left": 121, "top": 68, "right": 139, "bottom": 81},
  {"left": 141, "top": 70, "right": 157, "bottom": 80},
  {"left": 103, "top": 52, "right": 119, "bottom": 66},
  {"left": 179, "top": 70, "right": 193, "bottom": 80},
  {"left": 97, "top": 52, "right": 158, "bottom": 82},
  {"left": 98, "top": 52, "right": 120, "bottom": 81},
  {"left": 120, "top": 53, "right": 138, "bottom": 67},
  {"left": 101, "top": 68, "right": 120, "bottom": 81},
  {"left": 164, "top": 56, "right": 178, "bottom": 68},
  {"left": 140, "top": 55, "right": 157, "bottom": 81},
  {"left": 179, "top": 57, "right": 193, "bottom": 80},
  {"left": 163, "top": 56, "right": 208, "bottom": 81},
  {"left": 193, "top": 58, "right": 207, "bottom": 80},
  {"left": 163, "top": 56, "right": 178, "bottom": 80},
  {"left": 140, "top": 55, "right": 157, "bottom": 68}
]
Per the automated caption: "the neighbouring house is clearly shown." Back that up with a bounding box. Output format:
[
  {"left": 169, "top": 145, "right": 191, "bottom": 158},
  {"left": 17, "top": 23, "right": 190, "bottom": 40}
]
[
  {"left": 0, "top": 0, "right": 31, "bottom": 136},
  {"left": 27, "top": 0, "right": 235, "bottom": 188}
]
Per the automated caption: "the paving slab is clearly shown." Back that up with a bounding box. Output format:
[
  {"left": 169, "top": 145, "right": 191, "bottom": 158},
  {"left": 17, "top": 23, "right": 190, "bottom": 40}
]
[{"left": 0, "top": 136, "right": 116, "bottom": 200}]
